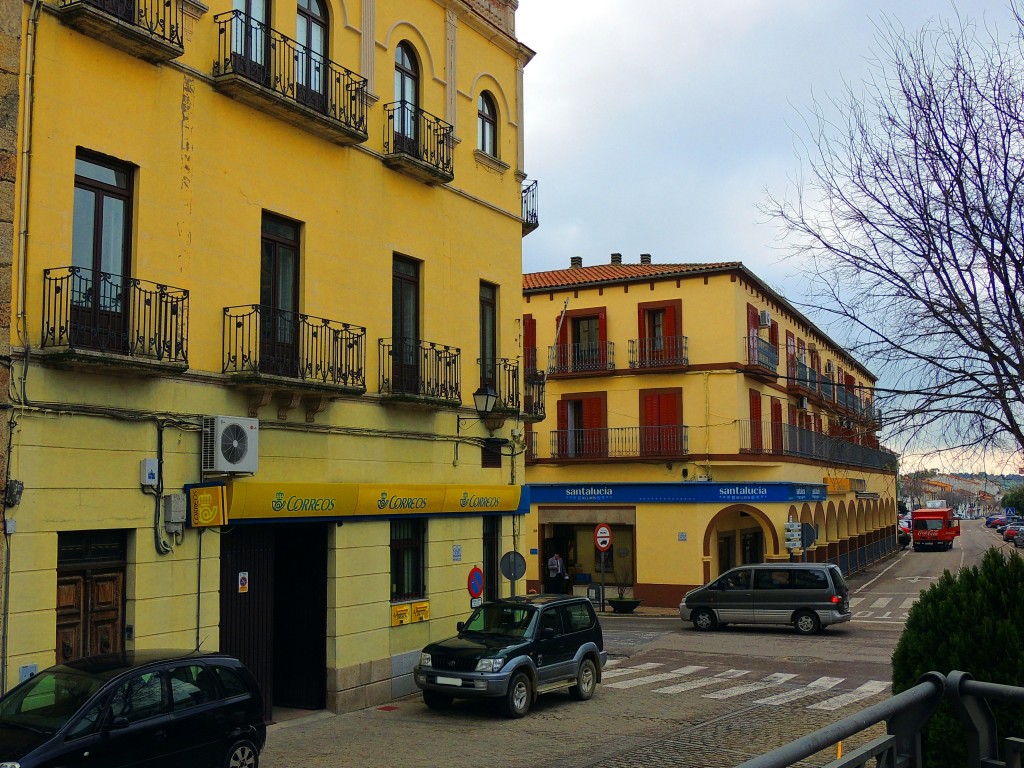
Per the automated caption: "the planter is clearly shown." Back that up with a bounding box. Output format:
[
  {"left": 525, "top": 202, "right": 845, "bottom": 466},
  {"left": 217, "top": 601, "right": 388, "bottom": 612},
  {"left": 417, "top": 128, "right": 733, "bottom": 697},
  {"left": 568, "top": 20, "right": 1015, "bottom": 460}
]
[{"left": 607, "top": 598, "right": 641, "bottom": 614}]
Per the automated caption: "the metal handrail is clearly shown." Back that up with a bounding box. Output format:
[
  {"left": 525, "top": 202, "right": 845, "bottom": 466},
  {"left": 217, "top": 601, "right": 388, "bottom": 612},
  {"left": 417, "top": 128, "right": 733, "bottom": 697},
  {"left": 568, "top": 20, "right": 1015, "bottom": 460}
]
[
  {"left": 629, "top": 335, "right": 689, "bottom": 368},
  {"left": 383, "top": 101, "right": 454, "bottom": 175},
  {"left": 379, "top": 337, "right": 461, "bottom": 402},
  {"left": 61, "top": 0, "right": 184, "bottom": 47}
]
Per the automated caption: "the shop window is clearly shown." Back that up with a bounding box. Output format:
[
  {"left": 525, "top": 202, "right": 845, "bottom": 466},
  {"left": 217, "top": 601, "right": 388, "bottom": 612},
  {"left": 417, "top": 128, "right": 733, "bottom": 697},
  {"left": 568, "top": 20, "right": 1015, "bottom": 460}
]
[{"left": 390, "top": 519, "right": 425, "bottom": 601}]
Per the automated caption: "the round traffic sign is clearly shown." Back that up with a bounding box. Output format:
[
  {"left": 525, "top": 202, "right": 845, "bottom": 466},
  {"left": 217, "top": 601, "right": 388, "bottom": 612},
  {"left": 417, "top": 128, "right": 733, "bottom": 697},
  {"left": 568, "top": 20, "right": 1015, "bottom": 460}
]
[
  {"left": 594, "top": 523, "right": 612, "bottom": 552},
  {"left": 467, "top": 566, "right": 484, "bottom": 598},
  {"left": 499, "top": 551, "right": 527, "bottom": 581}
]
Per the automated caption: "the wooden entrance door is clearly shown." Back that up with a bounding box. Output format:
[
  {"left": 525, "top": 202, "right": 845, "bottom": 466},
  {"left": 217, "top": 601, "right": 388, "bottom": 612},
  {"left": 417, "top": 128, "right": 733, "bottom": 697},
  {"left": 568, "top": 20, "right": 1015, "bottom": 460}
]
[{"left": 56, "top": 569, "right": 125, "bottom": 662}]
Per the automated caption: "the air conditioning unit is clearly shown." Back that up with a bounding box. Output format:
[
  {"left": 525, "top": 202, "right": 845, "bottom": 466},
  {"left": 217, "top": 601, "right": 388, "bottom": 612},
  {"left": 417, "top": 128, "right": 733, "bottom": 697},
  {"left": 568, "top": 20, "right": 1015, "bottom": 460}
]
[
  {"left": 825, "top": 360, "right": 835, "bottom": 374},
  {"left": 758, "top": 310, "right": 772, "bottom": 328},
  {"left": 202, "top": 416, "right": 259, "bottom": 474},
  {"left": 798, "top": 396, "right": 809, "bottom": 410}
]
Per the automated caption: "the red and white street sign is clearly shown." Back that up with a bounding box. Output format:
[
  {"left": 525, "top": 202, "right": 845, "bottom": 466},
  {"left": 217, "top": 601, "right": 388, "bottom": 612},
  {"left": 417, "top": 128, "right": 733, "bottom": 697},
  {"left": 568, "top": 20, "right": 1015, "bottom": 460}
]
[{"left": 594, "top": 523, "right": 612, "bottom": 552}]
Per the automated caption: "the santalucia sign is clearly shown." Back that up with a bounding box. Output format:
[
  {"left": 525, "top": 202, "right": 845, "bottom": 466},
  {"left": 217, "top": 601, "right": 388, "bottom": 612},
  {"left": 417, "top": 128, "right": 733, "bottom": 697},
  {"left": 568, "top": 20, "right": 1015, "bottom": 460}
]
[{"left": 224, "top": 481, "right": 523, "bottom": 522}]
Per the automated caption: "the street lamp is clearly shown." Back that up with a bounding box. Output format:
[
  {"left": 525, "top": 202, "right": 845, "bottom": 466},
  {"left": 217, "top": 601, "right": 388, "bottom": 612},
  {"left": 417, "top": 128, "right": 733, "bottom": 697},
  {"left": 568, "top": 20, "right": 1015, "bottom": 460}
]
[{"left": 458, "top": 385, "right": 505, "bottom": 433}]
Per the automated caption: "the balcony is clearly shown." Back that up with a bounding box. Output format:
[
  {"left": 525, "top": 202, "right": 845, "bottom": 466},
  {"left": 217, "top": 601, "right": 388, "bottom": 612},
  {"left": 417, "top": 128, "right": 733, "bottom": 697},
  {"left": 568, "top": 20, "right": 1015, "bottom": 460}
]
[
  {"left": 549, "top": 425, "right": 688, "bottom": 460},
  {"left": 222, "top": 305, "right": 366, "bottom": 420},
  {"left": 737, "top": 419, "right": 897, "bottom": 471},
  {"left": 379, "top": 338, "right": 461, "bottom": 407},
  {"left": 521, "top": 180, "right": 539, "bottom": 236},
  {"left": 547, "top": 342, "right": 615, "bottom": 375},
  {"left": 629, "top": 335, "right": 688, "bottom": 369},
  {"left": 39, "top": 266, "right": 188, "bottom": 374},
  {"left": 786, "top": 357, "right": 818, "bottom": 396},
  {"left": 212, "top": 11, "right": 368, "bottom": 146},
  {"left": 523, "top": 367, "right": 546, "bottom": 422},
  {"left": 382, "top": 102, "right": 454, "bottom": 185},
  {"left": 743, "top": 334, "right": 778, "bottom": 377},
  {"left": 58, "top": 0, "right": 184, "bottom": 62}
]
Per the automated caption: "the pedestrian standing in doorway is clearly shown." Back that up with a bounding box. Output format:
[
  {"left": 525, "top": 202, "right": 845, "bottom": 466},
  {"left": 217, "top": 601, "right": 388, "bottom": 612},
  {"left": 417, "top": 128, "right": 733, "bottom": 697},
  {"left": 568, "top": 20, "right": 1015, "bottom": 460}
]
[{"left": 547, "top": 551, "right": 566, "bottom": 594}]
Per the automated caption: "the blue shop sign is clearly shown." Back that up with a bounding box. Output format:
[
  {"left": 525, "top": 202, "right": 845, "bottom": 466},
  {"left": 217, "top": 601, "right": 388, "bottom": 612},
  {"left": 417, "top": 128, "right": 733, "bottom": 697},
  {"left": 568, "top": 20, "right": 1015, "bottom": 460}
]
[{"left": 528, "top": 482, "right": 827, "bottom": 505}]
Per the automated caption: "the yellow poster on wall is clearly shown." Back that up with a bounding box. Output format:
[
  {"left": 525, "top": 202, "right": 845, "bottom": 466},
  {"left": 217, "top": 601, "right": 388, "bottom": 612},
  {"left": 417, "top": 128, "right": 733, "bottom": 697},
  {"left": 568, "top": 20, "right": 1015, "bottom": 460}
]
[{"left": 186, "top": 483, "right": 228, "bottom": 527}]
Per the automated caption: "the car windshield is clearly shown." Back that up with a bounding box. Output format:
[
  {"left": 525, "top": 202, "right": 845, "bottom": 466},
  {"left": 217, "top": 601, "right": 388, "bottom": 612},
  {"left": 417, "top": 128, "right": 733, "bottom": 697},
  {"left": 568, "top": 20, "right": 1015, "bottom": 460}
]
[
  {"left": 914, "top": 519, "right": 944, "bottom": 530},
  {"left": 0, "top": 669, "right": 105, "bottom": 735},
  {"left": 461, "top": 605, "right": 537, "bottom": 638}
]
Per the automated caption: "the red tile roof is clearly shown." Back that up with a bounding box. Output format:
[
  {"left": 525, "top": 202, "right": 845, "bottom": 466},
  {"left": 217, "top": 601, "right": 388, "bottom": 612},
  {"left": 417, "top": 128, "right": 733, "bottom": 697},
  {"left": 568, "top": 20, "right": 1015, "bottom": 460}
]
[{"left": 523, "top": 262, "right": 742, "bottom": 291}]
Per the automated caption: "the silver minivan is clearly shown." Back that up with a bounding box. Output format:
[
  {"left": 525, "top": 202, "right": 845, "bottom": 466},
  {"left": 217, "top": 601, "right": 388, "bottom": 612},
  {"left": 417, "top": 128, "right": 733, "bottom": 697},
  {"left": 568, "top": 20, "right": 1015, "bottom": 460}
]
[{"left": 678, "top": 563, "right": 851, "bottom": 635}]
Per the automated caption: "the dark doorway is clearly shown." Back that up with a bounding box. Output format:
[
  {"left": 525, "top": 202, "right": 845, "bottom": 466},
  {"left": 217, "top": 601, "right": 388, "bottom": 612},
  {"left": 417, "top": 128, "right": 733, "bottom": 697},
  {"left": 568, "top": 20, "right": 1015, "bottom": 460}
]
[
  {"left": 717, "top": 533, "right": 735, "bottom": 576},
  {"left": 56, "top": 530, "right": 127, "bottom": 662},
  {"left": 220, "top": 523, "right": 327, "bottom": 722},
  {"left": 482, "top": 516, "right": 500, "bottom": 602},
  {"left": 741, "top": 529, "right": 764, "bottom": 564},
  {"left": 392, "top": 256, "right": 420, "bottom": 394},
  {"left": 259, "top": 213, "right": 300, "bottom": 378},
  {"left": 542, "top": 524, "right": 575, "bottom": 595}
]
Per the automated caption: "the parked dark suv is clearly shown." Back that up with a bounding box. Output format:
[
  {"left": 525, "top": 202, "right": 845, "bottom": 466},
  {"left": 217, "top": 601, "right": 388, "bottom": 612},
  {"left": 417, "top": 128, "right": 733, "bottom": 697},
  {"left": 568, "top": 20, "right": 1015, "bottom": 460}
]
[
  {"left": 0, "top": 649, "right": 265, "bottom": 768},
  {"left": 414, "top": 594, "right": 607, "bottom": 718}
]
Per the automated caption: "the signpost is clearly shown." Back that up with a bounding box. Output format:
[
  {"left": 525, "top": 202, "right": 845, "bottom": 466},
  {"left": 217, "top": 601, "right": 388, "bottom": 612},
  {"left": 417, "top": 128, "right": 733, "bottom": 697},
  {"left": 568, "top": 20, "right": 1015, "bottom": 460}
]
[
  {"left": 784, "top": 520, "right": 817, "bottom": 562},
  {"left": 594, "top": 523, "right": 612, "bottom": 611},
  {"left": 467, "top": 566, "right": 484, "bottom": 609}
]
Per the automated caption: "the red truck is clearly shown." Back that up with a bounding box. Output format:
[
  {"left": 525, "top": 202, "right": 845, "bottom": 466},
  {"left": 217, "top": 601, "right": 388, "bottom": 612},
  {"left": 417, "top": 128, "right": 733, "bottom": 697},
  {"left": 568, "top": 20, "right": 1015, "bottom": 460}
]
[{"left": 911, "top": 503, "right": 960, "bottom": 551}]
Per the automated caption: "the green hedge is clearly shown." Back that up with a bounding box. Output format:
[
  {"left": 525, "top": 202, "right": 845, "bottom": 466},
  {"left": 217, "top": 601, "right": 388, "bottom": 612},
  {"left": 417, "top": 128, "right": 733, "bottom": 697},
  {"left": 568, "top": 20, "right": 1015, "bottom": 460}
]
[{"left": 891, "top": 549, "right": 1024, "bottom": 767}]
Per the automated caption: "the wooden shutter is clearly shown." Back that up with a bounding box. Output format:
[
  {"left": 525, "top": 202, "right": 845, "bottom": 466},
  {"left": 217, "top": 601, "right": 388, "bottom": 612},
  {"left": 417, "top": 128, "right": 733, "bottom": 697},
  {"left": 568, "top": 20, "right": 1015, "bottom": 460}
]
[
  {"left": 582, "top": 396, "right": 606, "bottom": 456},
  {"left": 556, "top": 399, "right": 569, "bottom": 457},
  {"left": 749, "top": 389, "right": 762, "bottom": 451},
  {"left": 770, "top": 398, "right": 783, "bottom": 454},
  {"left": 597, "top": 309, "right": 608, "bottom": 369},
  {"left": 523, "top": 314, "right": 537, "bottom": 372}
]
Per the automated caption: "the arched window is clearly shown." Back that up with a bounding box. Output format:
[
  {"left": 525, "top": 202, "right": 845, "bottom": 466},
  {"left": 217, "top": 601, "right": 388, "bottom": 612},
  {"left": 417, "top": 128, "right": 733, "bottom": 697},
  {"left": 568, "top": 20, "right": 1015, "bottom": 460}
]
[
  {"left": 394, "top": 42, "right": 419, "bottom": 150},
  {"left": 477, "top": 92, "right": 497, "bottom": 157},
  {"left": 296, "top": 0, "right": 327, "bottom": 110}
]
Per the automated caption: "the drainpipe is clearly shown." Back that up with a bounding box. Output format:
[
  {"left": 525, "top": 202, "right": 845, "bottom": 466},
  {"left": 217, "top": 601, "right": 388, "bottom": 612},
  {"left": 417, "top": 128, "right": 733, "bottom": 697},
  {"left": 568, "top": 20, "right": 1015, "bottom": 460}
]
[{"left": 3, "top": 0, "right": 43, "bottom": 696}]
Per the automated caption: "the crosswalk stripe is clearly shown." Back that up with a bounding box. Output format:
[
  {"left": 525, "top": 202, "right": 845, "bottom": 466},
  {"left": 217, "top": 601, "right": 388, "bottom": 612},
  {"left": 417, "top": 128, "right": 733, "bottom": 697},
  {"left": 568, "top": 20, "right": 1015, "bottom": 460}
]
[
  {"left": 870, "top": 597, "right": 892, "bottom": 609},
  {"left": 654, "top": 669, "right": 749, "bottom": 694},
  {"left": 754, "top": 676, "right": 845, "bottom": 705},
  {"left": 606, "top": 666, "right": 706, "bottom": 689},
  {"left": 604, "top": 659, "right": 622, "bottom": 668},
  {"left": 899, "top": 598, "right": 916, "bottom": 611},
  {"left": 849, "top": 597, "right": 864, "bottom": 607},
  {"left": 703, "top": 672, "right": 797, "bottom": 699},
  {"left": 602, "top": 662, "right": 664, "bottom": 679},
  {"left": 808, "top": 680, "right": 890, "bottom": 711}
]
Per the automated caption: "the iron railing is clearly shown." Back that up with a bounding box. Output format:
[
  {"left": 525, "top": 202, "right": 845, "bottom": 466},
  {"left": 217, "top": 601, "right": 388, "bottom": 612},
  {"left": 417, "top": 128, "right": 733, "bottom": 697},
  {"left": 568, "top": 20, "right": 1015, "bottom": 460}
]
[
  {"left": 477, "top": 357, "right": 520, "bottom": 412},
  {"left": 738, "top": 670, "right": 1024, "bottom": 768},
  {"left": 548, "top": 342, "right": 615, "bottom": 374},
  {"left": 744, "top": 334, "right": 779, "bottom": 372},
  {"left": 549, "top": 425, "right": 688, "bottom": 459},
  {"left": 213, "top": 10, "right": 367, "bottom": 135},
  {"left": 522, "top": 180, "right": 539, "bottom": 233},
  {"left": 787, "top": 357, "right": 817, "bottom": 393},
  {"left": 61, "top": 0, "right": 184, "bottom": 48},
  {"left": 383, "top": 101, "right": 454, "bottom": 177},
  {"left": 523, "top": 368, "right": 546, "bottom": 420},
  {"left": 379, "top": 337, "right": 460, "bottom": 403},
  {"left": 41, "top": 266, "right": 188, "bottom": 363},
  {"left": 738, "top": 419, "right": 898, "bottom": 471},
  {"left": 821, "top": 374, "right": 835, "bottom": 402},
  {"left": 222, "top": 304, "right": 366, "bottom": 389},
  {"left": 629, "top": 335, "right": 689, "bottom": 368}
]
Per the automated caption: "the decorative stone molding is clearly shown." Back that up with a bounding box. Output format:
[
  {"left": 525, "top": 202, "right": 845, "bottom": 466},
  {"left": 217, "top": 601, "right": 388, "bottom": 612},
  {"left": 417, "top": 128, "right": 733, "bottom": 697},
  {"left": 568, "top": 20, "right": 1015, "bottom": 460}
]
[
  {"left": 473, "top": 150, "right": 509, "bottom": 174},
  {"left": 180, "top": 0, "right": 208, "bottom": 20},
  {"left": 465, "top": 0, "right": 515, "bottom": 36}
]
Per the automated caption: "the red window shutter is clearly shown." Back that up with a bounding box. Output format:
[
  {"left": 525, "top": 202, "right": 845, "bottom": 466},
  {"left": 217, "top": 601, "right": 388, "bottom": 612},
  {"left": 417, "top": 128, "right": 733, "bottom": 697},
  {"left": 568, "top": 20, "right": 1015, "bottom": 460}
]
[
  {"left": 523, "top": 315, "right": 537, "bottom": 372},
  {"left": 582, "top": 396, "right": 606, "bottom": 456},
  {"left": 746, "top": 303, "right": 758, "bottom": 334},
  {"left": 597, "top": 310, "right": 607, "bottom": 368},
  {"left": 769, "top": 320, "right": 779, "bottom": 348},
  {"left": 641, "top": 393, "right": 659, "bottom": 455},
  {"left": 660, "top": 392, "right": 680, "bottom": 454},
  {"left": 665, "top": 304, "right": 678, "bottom": 336},
  {"left": 770, "top": 398, "right": 783, "bottom": 454},
  {"left": 749, "top": 390, "right": 762, "bottom": 451},
  {"left": 788, "top": 404, "right": 797, "bottom": 425},
  {"left": 555, "top": 316, "right": 569, "bottom": 371},
  {"left": 556, "top": 399, "right": 568, "bottom": 457}
]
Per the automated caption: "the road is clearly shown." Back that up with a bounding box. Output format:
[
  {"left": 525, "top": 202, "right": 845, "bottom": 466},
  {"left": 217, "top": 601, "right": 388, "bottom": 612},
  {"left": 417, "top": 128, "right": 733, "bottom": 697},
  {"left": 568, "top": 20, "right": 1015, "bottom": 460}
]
[{"left": 260, "top": 519, "right": 1002, "bottom": 767}]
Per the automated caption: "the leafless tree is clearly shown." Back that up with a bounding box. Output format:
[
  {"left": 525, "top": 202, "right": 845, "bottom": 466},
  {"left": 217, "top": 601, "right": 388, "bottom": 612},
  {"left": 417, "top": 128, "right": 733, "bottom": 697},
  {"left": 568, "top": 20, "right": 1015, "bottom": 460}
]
[{"left": 766, "top": 7, "right": 1024, "bottom": 462}]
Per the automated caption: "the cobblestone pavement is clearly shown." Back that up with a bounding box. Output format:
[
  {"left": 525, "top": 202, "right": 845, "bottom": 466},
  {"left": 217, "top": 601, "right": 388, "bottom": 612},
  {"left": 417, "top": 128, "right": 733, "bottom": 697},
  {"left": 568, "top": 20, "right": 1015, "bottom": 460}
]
[{"left": 260, "top": 650, "right": 892, "bottom": 768}]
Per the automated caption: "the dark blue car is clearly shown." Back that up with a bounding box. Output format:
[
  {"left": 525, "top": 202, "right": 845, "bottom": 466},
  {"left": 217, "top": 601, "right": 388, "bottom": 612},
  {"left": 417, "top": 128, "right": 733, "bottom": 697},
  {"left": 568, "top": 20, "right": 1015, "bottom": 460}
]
[{"left": 0, "top": 649, "right": 265, "bottom": 767}]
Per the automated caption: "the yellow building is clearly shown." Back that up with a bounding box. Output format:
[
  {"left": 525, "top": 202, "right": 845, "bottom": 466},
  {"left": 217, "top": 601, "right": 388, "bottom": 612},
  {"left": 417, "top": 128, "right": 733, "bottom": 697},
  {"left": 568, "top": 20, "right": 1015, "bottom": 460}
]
[
  {"left": 5, "top": 0, "right": 538, "bottom": 715},
  {"left": 522, "top": 255, "right": 898, "bottom": 607}
]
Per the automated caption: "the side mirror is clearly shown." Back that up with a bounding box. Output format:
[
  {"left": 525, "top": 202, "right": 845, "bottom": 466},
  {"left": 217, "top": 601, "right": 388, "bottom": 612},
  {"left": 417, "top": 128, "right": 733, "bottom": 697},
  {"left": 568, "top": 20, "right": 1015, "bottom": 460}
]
[
  {"left": 456, "top": 621, "right": 465, "bottom": 632},
  {"left": 103, "top": 715, "right": 130, "bottom": 735}
]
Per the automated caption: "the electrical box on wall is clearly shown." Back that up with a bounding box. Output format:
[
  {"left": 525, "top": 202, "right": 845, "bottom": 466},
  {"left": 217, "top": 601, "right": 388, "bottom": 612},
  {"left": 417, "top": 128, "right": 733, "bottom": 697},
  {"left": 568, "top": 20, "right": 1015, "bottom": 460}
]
[
  {"left": 140, "top": 458, "right": 158, "bottom": 488},
  {"left": 163, "top": 494, "right": 187, "bottom": 534}
]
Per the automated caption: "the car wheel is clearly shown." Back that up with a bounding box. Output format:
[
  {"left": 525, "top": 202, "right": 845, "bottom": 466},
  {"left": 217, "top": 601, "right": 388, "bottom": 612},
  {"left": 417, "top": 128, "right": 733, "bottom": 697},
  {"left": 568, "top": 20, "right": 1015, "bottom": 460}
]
[
  {"left": 691, "top": 608, "right": 717, "bottom": 631},
  {"left": 224, "top": 739, "right": 259, "bottom": 768},
  {"left": 422, "top": 690, "right": 453, "bottom": 710},
  {"left": 504, "top": 671, "right": 532, "bottom": 718},
  {"left": 794, "top": 610, "right": 821, "bottom": 636},
  {"left": 569, "top": 658, "right": 597, "bottom": 701}
]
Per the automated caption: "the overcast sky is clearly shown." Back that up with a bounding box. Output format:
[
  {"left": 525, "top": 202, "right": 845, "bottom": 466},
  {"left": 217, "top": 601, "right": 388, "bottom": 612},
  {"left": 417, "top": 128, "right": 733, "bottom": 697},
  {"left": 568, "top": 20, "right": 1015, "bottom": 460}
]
[
  {"left": 516, "top": 0, "right": 1006, "bottom": 293},
  {"left": 514, "top": 1, "right": 1016, "bottom": 474}
]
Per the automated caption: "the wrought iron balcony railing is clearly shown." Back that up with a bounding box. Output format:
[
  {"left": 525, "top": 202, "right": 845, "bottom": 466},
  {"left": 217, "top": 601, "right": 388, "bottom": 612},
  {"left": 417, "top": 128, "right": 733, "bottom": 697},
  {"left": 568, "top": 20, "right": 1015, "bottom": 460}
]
[
  {"left": 786, "top": 357, "right": 817, "bottom": 394},
  {"left": 383, "top": 101, "right": 454, "bottom": 183},
  {"left": 738, "top": 419, "right": 896, "bottom": 471},
  {"left": 58, "top": 0, "right": 184, "bottom": 61},
  {"left": 477, "top": 357, "right": 520, "bottom": 412},
  {"left": 744, "top": 334, "right": 779, "bottom": 372},
  {"left": 213, "top": 10, "right": 368, "bottom": 143},
  {"left": 521, "top": 180, "right": 539, "bottom": 235},
  {"left": 379, "top": 337, "right": 461, "bottom": 404},
  {"left": 223, "top": 304, "right": 366, "bottom": 390},
  {"left": 821, "top": 374, "right": 835, "bottom": 402},
  {"left": 629, "top": 335, "right": 689, "bottom": 368},
  {"left": 549, "top": 425, "right": 688, "bottom": 460},
  {"left": 548, "top": 342, "right": 615, "bottom": 375},
  {"left": 523, "top": 365, "right": 546, "bottom": 421},
  {"left": 41, "top": 266, "right": 188, "bottom": 363}
]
